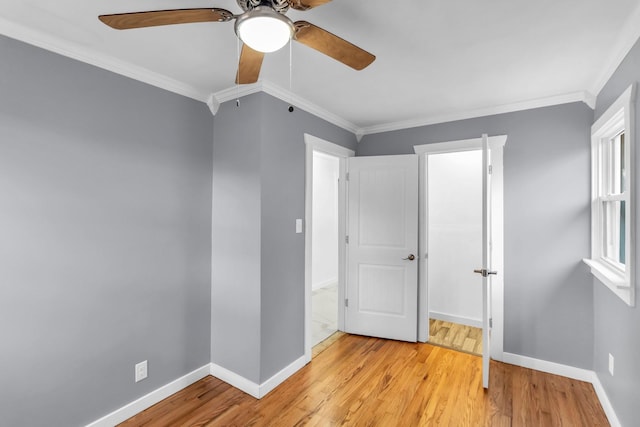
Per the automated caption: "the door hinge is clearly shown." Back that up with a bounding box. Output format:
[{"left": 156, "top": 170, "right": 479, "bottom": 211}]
[
  {"left": 345, "top": 298, "right": 349, "bottom": 307},
  {"left": 488, "top": 165, "right": 493, "bottom": 174},
  {"left": 489, "top": 318, "right": 493, "bottom": 328},
  {"left": 346, "top": 172, "right": 350, "bottom": 181},
  {"left": 345, "top": 235, "right": 349, "bottom": 244}
]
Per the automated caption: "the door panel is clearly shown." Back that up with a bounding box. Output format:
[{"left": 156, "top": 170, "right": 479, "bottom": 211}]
[
  {"left": 346, "top": 155, "right": 418, "bottom": 342},
  {"left": 481, "top": 134, "right": 493, "bottom": 388}
]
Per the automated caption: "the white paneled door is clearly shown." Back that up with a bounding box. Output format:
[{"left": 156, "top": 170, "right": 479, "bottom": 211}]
[{"left": 345, "top": 155, "right": 419, "bottom": 342}]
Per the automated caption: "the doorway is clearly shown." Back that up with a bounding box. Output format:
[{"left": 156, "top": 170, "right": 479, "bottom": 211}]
[
  {"left": 415, "top": 136, "right": 505, "bottom": 362},
  {"left": 426, "top": 149, "right": 483, "bottom": 355},
  {"left": 304, "top": 134, "right": 354, "bottom": 361},
  {"left": 311, "top": 151, "right": 339, "bottom": 347}
]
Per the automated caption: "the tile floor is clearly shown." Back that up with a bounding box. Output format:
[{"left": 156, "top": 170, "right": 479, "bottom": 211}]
[{"left": 312, "top": 283, "right": 338, "bottom": 346}]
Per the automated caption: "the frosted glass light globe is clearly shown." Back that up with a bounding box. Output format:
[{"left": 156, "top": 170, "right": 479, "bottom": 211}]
[{"left": 235, "top": 7, "right": 294, "bottom": 53}]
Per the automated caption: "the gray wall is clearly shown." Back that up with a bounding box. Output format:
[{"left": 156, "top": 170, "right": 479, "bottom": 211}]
[
  {"left": 0, "top": 36, "right": 213, "bottom": 427},
  {"left": 211, "top": 92, "right": 357, "bottom": 384},
  {"left": 359, "top": 102, "right": 594, "bottom": 369},
  {"left": 259, "top": 94, "right": 356, "bottom": 382},
  {"left": 211, "top": 94, "right": 263, "bottom": 383},
  {"left": 593, "top": 36, "right": 640, "bottom": 427}
]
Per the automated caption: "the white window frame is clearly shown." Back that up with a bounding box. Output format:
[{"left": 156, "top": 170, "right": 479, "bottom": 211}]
[{"left": 584, "top": 84, "right": 636, "bottom": 307}]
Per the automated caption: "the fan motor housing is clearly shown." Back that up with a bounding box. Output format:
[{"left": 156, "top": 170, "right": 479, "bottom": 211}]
[{"left": 237, "top": 0, "right": 290, "bottom": 14}]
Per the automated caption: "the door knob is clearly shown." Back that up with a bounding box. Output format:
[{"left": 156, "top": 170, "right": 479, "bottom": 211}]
[
  {"left": 403, "top": 254, "right": 416, "bottom": 261},
  {"left": 474, "top": 269, "right": 498, "bottom": 277}
]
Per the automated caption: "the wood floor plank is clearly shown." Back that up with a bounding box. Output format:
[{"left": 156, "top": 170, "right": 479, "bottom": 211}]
[{"left": 119, "top": 334, "right": 609, "bottom": 426}]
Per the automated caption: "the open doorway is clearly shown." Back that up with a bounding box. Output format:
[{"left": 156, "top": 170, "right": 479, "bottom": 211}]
[
  {"left": 415, "top": 136, "right": 505, "bottom": 362},
  {"left": 427, "top": 150, "right": 483, "bottom": 355},
  {"left": 304, "top": 134, "right": 354, "bottom": 361},
  {"left": 310, "top": 151, "right": 339, "bottom": 347}
]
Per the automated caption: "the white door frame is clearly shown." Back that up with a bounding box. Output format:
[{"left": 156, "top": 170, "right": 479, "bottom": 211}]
[
  {"left": 414, "top": 136, "right": 506, "bottom": 361},
  {"left": 304, "top": 133, "right": 355, "bottom": 362}
]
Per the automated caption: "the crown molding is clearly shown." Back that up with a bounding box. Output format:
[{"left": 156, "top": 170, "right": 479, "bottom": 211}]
[
  {"left": 211, "top": 81, "right": 360, "bottom": 134},
  {"left": 2, "top": 14, "right": 621, "bottom": 138},
  {"left": 590, "top": 3, "right": 640, "bottom": 97},
  {"left": 206, "top": 93, "right": 221, "bottom": 116},
  {"left": 0, "top": 17, "right": 208, "bottom": 103},
  {"left": 360, "top": 91, "right": 596, "bottom": 136}
]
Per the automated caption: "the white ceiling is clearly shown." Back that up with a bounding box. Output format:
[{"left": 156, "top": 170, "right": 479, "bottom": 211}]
[{"left": 2, "top": 0, "right": 640, "bottom": 134}]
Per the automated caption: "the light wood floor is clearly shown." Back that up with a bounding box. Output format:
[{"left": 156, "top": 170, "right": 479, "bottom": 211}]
[
  {"left": 119, "top": 334, "right": 609, "bottom": 426},
  {"left": 312, "top": 330, "right": 345, "bottom": 358},
  {"left": 429, "top": 319, "right": 483, "bottom": 356}
]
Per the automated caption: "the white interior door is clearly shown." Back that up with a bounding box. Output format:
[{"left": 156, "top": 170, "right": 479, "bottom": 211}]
[
  {"left": 345, "top": 154, "right": 419, "bottom": 342},
  {"left": 475, "top": 134, "right": 495, "bottom": 388}
]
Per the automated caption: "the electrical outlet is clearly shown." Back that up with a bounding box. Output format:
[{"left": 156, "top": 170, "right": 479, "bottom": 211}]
[
  {"left": 135, "top": 360, "right": 148, "bottom": 383},
  {"left": 608, "top": 353, "right": 614, "bottom": 376}
]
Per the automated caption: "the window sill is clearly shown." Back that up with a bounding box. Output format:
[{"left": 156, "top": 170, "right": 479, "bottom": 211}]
[{"left": 583, "top": 258, "right": 633, "bottom": 306}]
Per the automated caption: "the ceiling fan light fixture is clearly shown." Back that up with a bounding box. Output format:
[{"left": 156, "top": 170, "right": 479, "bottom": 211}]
[{"left": 235, "top": 6, "right": 294, "bottom": 53}]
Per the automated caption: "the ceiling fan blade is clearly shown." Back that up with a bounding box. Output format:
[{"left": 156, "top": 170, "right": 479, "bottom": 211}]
[
  {"left": 236, "top": 44, "right": 265, "bottom": 84},
  {"left": 99, "top": 8, "right": 234, "bottom": 30},
  {"left": 293, "top": 21, "right": 375, "bottom": 70},
  {"left": 288, "top": 0, "right": 333, "bottom": 11}
]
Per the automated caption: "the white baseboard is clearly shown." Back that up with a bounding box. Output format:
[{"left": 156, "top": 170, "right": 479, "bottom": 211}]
[
  {"left": 429, "top": 311, "right": 482, "bottom": 328},
  {"left": 503, "top": 353, "right": 620, "bottom": 427},
  {"left": 502, "top": 352, "right": 593, "bottom": 382},
  {"left": 86, "top": 364, "right": 211, "bottom": 427},
  {"left": 591, "top": 373, "right": 622, "bottom": 427},
  {"left": 210, "top": 354, "right": 308, "bottom": 399},
  {"left": 88, "top": 353, "right": 619, "bottom": 427},
  {"left": 209, "top": 363, "right": 260, "bottom": 398},
  {"left": 259, "top": 355, "right": 308, "bottom": 397}
]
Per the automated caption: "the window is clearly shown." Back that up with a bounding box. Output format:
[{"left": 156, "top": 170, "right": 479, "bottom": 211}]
[{"left": 584, "top": 84, "right": 636, "bottom": 306}]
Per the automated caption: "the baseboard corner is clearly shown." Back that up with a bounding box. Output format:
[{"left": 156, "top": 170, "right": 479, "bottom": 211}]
[
  {"left": 209, "top": 363, "right": 260, "bottom": 398},
  {"left": 590, "top": 372, "right": 622, "bottom": 427},
  {"left": 210, "top": 354, "right": 308, "bottom": 400},
  {"left": 502, "top": 353, "right": 621, "bottom": 427},
  {"left": 259, "top": 354, "right": 308, "bottom": 398}
]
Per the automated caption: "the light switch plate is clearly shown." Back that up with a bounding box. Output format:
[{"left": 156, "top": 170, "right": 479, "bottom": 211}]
[{"left": 296, "top": 219, "right": 303, "bottom": 234}]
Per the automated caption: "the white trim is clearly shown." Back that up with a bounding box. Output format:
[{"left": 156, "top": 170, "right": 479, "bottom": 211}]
[
  {"left": 591, "top": 374, "right": 623, "bottom": 427},
  {"left": 414, "top": 135, "right": 507, "bottom": 155},
  {"left": 502, "top": 353, "right": 593, "bottom": 382},
  {"left": 416, "top": 135, "right": 506, "bottom": 361},
  {"left": 209, "top": 363, "right": 260, "bottom": 398},
  {"left": 206, "top": 93, "right": 220, "bottom": 116},
  {"left": 362, "top": 92, "right": 595, "bottom": 136},
  {"left": 587, "top": 84, "right": 636, "bottom": 307},
  {"left": 591, "top": 2, "right": 640, "bottom": 96},
  {"left": 210, "top": 355, "right": 307, "bottom": 400},
  {"left": 0, "top": 15, "right": 609, "bottom": 137},
  {"left": 593, "top": 85, "right": 636, "bottom": 130},
  {"left": 0, "top": 17, "right": 207, "bottom": 103},
  {"left": 428, "top": 311, "right": 482, "bottom": 329},
  {"left": 258, "top": 355, "right": 307, "bottom": 398},
  {"left": 417, "top": 151, "right": 428, "bottom": 343},
  {"left": 213, "top": 82, "right": 360, "bottom": 135},
  {"left": 212, "top": 83, "right": 264, "bottom": 104},
  {"left": 85, "top": 364, "right": 210, "bottom": 427},
  {"left": 304, "top": 134, "right": 354, "bottom": 362}
]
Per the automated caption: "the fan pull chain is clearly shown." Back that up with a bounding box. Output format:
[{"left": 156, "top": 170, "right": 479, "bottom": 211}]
[
  {"left": 236, "top": 37, "right": 240, "bottom": 107},
  {"left": 288, "top": 39, "right": 294, "bottom": 112}
]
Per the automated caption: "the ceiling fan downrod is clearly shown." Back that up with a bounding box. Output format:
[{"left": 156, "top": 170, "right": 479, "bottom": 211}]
[{"left": 236, "top": 0, "right": 290, "bottom": 13}]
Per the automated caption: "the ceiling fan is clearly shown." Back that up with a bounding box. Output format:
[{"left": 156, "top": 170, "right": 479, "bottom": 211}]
[{"left": 98, "top": 0, "right": 376, "bottom": 84}]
